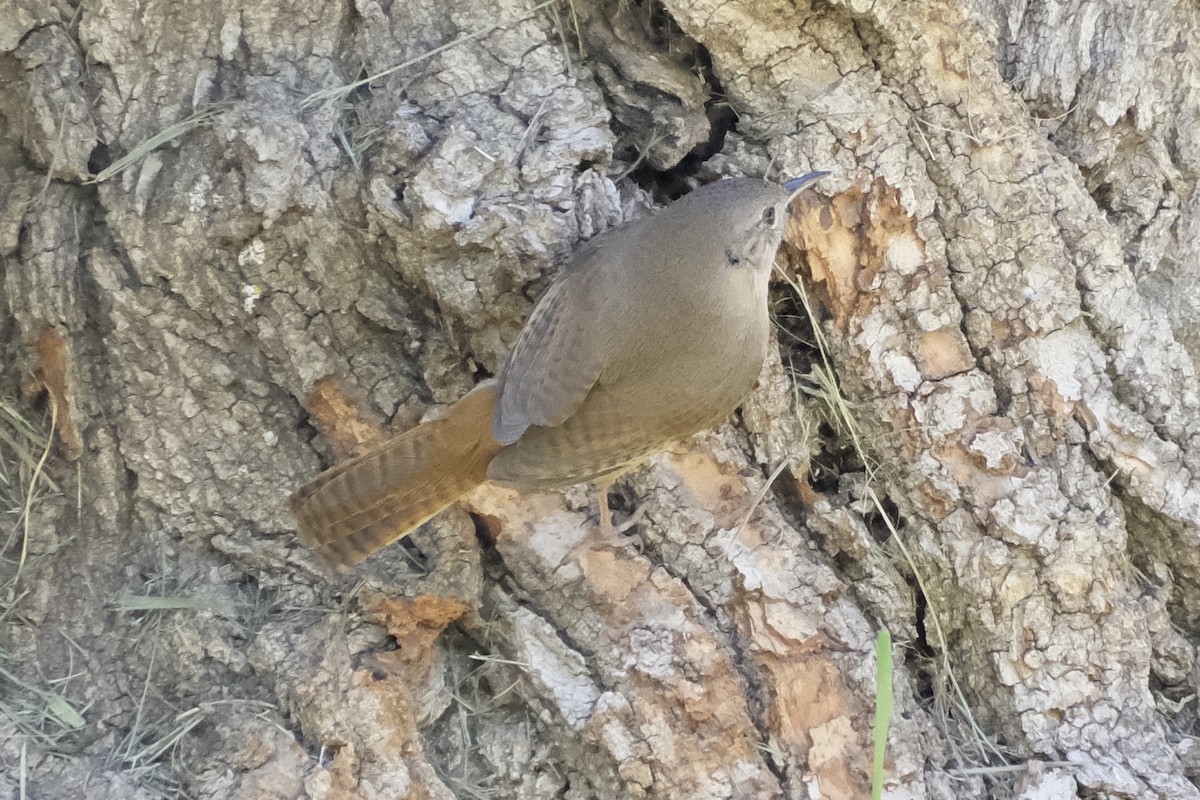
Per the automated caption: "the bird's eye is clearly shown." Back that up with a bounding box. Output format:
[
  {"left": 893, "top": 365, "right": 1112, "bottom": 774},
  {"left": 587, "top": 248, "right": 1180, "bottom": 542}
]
[{"left": 761, "top": 206, "right": 776, "bottom": 226}]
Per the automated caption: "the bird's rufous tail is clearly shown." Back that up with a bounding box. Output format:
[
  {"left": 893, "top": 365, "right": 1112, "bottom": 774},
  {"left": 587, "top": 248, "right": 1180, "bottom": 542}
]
[{"left": 290, "top": 383, "right": 502, "bottom": 570}]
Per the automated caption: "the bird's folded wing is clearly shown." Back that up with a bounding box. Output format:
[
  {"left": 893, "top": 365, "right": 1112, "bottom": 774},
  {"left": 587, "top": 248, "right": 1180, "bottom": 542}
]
[{"left": 492, "top": 241, "right": 614, "bottom": 445}]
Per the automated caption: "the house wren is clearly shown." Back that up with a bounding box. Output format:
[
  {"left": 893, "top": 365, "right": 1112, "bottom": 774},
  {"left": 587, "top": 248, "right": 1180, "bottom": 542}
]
[{"left": 291, "top": 173, "right": 827, "bottom": 569}]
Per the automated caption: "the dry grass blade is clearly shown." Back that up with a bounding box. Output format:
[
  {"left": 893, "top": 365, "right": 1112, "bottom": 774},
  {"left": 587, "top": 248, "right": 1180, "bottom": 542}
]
[
  {"left": 0, "top": 396, "right": 81, "bottom": 751},
  {"left": 300, "top": 0, "right": 559, "bottom": 109},
  {"left": 8, "top": 399, "right": 57, "bottom": 590},
  {"left": 775, "top": 261, "right": 1008, "bottom": 767},
  {"left": 0, "top": 660, "right": 86, "bottom": 739},
  {"left": 0, "top": 401, "right": 55, "bottom": 486},
  {"left": 112, "top": 698, "right": 278, "bottom": 796},
  {"left": 774, "top": 265, "right": 874, "bottom": 474},
  {"left": 115, "top": 594, "right": 238, "bottom": 615},
  {"left": 85, "top": 108, "right": 219, "bottom": 185},
  {"left": 0, "top": 399, "right": 57, "bottom": 509},
  {"left": 724, "top": 455, "right": 796, "bottom": 545},
  {"left": 110, "top": 645, "right": 276, "bottom": 796},
  {"left": 1, "top": 395, "right": 58, "bottom": 601},
  {"left": 865, "top": 486, "right": 1005, "bottom": 763},
  {"left": 18, "top": 738, "right": 27, "bottom": 798}
]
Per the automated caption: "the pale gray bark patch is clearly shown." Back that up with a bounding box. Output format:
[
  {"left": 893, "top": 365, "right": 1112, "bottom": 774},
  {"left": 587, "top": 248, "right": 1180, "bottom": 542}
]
[
  {"left": 986, "top": 0, "right": 1200, "bottom": 368},
  {"left": 1, "top": 25, "right": 98, "bottom": 182}
]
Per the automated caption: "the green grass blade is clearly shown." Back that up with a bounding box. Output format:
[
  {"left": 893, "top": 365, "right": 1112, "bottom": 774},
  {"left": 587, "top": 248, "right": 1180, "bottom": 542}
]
[
  {"left": 0, "top": 663, "right": 85, "bottom": 730},
  {"left": 115, "top": 594, "right": 236, "bottom": 615},
  {"left": 43, "top": 693, "right": 86, "bottom": 729},
  {"left": 873, "top": 628, "right": 893, "bottom": 800}
]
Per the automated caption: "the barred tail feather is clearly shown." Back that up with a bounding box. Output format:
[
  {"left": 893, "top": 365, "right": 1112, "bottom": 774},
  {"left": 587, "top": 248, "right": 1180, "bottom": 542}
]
[{"left": 290, "top": 384, "right": 500, "bottom": 570}]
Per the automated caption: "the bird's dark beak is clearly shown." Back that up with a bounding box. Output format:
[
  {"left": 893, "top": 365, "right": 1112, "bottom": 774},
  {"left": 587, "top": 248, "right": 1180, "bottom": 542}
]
[{"left": 784, "top": 171, "right": 829, "bottom": 202}]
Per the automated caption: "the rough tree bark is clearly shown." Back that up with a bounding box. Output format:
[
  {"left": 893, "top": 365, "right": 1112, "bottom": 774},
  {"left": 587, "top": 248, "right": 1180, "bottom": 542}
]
[{"left": 1, "top": 0, "right": 1198, "bottom": 798}]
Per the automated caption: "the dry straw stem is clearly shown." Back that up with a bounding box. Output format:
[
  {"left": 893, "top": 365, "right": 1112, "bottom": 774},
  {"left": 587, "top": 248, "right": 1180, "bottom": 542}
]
[
  {"left": 437, "top": 650, "right": 523, "bottom": 799},
  {"left": 300, "top": 0, "right": 560, "bottom": 110},
  {"left": 110, "top": 644, "right": 276, "bottom": 796},
  {"left": 0, "top": 401, "right": 57, "bottom": 493},
  {"left": 720, "top": 264, "right": 829, "bottom": 539},
  {"left": 775, "top": 264, "right": 1009, "bottom": 768},
  {"left": 115, "top": 594, "right": 238, "bottom": 615},
  {"left": 8, "top": 400, "right": 56, "bottom": 592},
  {"left": 0, "top": 661, "right": 86, "bottom": 737},
  {"left": 774, "top": 266, "right": 871, "bottom": 463},
  {"left": 0, "top": 400, "right": 58, "bottom": 518},
  {"left": 0, "top": 397, "right": 82, "bottom": 748},
  {"left": 726, "top": 456, "right": 797, "bottom": 543},
  {"left": 84, "top": 109, "right": 219, "bottom": 185},
  {"left": 2, "top": 396, "right": 57, "bottom": 606}
]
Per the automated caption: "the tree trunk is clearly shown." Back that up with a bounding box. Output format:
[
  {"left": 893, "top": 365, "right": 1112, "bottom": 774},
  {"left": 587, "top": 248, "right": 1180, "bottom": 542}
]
[{"left": 2, "top": 0, "right": 1198, "bottom": 798}]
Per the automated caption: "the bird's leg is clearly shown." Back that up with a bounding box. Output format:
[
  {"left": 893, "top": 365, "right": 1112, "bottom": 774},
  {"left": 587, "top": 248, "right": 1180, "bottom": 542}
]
[
  {"left": 593, "top": 473, "right": 646, "bottom": 536},
  {"left": 594, "top": 475, "right": 615, "bottom": 537},
  {"left": 614, "top": 505, "right": 646, "bottom": 534}
]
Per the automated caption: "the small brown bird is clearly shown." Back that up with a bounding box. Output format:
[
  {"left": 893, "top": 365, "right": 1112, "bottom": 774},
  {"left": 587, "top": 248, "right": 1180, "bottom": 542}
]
[{"left": 291, "top": 173, "right": 826, "bottom": 569}]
